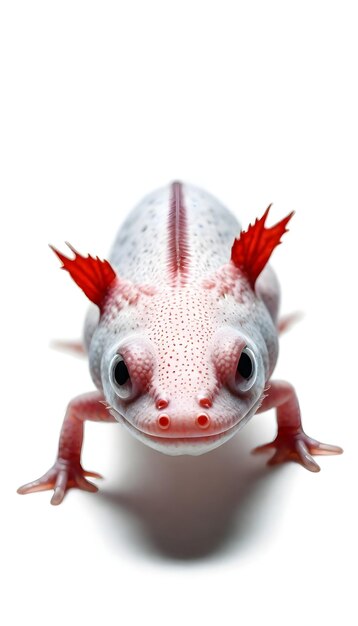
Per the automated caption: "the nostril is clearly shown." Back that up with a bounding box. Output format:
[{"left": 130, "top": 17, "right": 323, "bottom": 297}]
[
  {"left": 158, "top": 414, "right": 170, "bottom": 429},
  {"left": 196, "top": 413, "right": 210, "bottom": 429},
  {"left": 156, "top": 398, "right": 169, "bottom": 410},
  {"left": 199, "top": 396, "right": 212, "bottom": 409}
]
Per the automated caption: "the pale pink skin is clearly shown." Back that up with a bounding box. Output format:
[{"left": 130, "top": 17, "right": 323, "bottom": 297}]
[{"left": 18, "top": 183, "right": 342, "bottom": 505}]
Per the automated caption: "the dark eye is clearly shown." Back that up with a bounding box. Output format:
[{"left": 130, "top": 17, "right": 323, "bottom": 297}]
[
  {"left": 237, "top": 351, "right": 253, "bottom": 379},
  {"left": 114, "top": 359, "right": 130, "bottom": 385},
  {"left": 110, "top": 355, "right": 134, "bottom": 399},
  {"left": 234, "top": 347, "right": 257, "bottom": 392}
]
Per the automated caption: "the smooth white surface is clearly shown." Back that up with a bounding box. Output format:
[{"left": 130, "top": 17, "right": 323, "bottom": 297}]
[{"left": 1, "top": 1, "right": 356, "bottom": 625}]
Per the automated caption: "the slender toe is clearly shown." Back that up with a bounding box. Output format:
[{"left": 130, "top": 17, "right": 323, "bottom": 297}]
[
  {"left": 311, "top": 442, "right": 343, "bottom": 456},
  {"left": 83, "top": 470, "right": 103, "bottom": 479},
  {"left": 17, "top": 479, "right": 53, "bottom": 495},
  {"left": 296, "top": 440, "right": 320, "bottom": 472},
  {"left": 51, "top": 487, "right": 65, "bottom": 505},
  {"left": 77, "top": 476, "right": 98, "bottom": 492}
]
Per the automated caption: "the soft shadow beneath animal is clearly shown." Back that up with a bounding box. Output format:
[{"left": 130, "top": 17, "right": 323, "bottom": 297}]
[{"left": 93, "top": 422, "right": 288, "bottom": 561}]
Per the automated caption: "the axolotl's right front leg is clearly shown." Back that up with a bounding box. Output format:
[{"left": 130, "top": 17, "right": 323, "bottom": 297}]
[{"left": 18, "top": 392, "right": 116, "bottom": 505}]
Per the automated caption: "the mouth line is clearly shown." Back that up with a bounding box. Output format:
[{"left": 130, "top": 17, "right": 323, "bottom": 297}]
[
  {"left": 109, "top": 408, "right": 241, "bottom": 445},
  {"left": 109, "top": 395, "right": 264, "bottom": 446}
]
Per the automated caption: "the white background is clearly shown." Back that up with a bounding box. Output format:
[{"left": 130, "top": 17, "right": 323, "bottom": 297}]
[{"left": 1, "top": 1, "right": 356, "bottom": 625}]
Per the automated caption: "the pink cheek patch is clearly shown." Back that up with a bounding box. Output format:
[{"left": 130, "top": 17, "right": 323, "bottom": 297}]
[
  {"left": 121, "top": 345, "right": 154, "bottom": 390},
  {"left": 213, "top": 337, "right": 246, "bottom": 385}
]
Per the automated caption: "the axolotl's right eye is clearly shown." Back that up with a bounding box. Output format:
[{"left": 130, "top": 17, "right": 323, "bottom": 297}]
[
  {"left": 110, "top": 355, "right": 134, "bottom": 400},
  {"left": 114, "top": 358, "right": 130, "bottom": 385},
  {"left": 107, "top": 339, "right": 155, "bottom": 403}
]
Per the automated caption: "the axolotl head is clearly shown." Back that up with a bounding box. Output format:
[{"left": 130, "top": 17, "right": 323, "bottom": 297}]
[
  {"left": 52, "top": 206, "right": 292, "bottom": 456},
  {"left": 97, "top": 284, "right": 277, "bottom": 455}
]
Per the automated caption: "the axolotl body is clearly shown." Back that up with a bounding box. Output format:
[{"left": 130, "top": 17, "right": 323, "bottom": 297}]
[{"left": 18, "top": 182, "right": 342, "bottom": 505}]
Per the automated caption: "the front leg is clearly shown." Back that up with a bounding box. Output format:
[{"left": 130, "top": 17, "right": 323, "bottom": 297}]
[
  {"left": 253, "top": 380, "right": 343, "bottom": 471},
  {"left": 17, "top": 391, "right": 116, "bottom": 505}
]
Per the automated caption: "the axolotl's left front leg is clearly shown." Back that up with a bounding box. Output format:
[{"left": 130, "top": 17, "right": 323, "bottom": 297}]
[
  {"left": 18, "top": 392, "right": 115, "bottom": 505},
  {"left": 253, "top": 380, "right": 343, "bottom": 471}
]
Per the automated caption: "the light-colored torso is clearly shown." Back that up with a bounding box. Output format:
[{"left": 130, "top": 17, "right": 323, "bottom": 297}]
[{"left": 109, "top": 183, "right": 241, "bottom": 286}]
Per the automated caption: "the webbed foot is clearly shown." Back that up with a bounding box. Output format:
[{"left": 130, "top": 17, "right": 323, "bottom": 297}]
[
  {"left": 253, "top": 427, "right": 343, "bottom": 472},
  {"left": 17, "top": 459, "right": 102, "bottom": 505}
]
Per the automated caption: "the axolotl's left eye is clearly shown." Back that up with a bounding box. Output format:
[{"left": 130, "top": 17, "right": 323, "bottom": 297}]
[
  {"left": 213, "top": 330, "right": 260, "bottom": 397},
  {"left": 235, "top": 347, "right": 257, "bottom": 392}
]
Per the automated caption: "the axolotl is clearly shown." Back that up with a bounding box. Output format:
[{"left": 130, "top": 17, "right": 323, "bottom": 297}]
[{"left": 18, "top": 182, "right": 342, "bottom": 505}]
